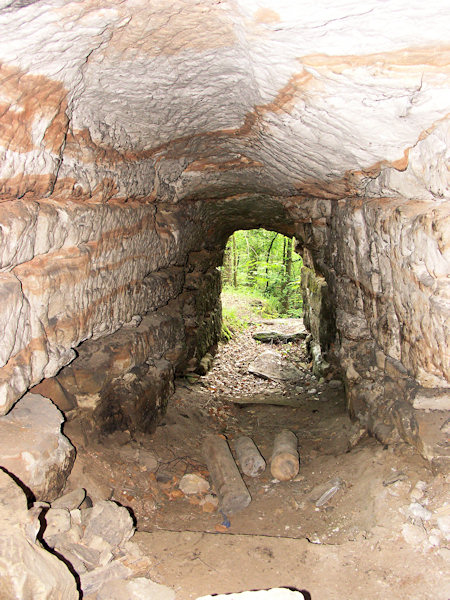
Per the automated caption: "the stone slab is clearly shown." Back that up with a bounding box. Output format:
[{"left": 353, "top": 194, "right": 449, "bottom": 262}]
[
  {"left": 248, "top": 351, "right": 303, "bottom": 383},
  {"left": 0, "top": 393, "right": 75, "bottom": 500},
  {"left": 0, "top": 469, "right": 78, "bottom": 599}
]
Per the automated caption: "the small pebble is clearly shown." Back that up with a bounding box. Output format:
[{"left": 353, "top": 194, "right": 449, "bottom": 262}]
[
  {"left": 410, "top": 488, "right": 423, "bottom": 501},
  {"left": 329, "top": 380, "right": 343, "bottom": 388},
  {"left": 408, "top": 502, "right": 432, "bottom": 521}
]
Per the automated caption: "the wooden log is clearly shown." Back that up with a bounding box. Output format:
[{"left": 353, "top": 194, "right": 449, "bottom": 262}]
[
  {"left": 270, "top": 430, "right": 299, "bottom": 481},
  {"left": 202, "top": 434, "right": 251, "bottom": 514},
  {"left": 234, "top": 436, "right": 266, "bottom": 477}
]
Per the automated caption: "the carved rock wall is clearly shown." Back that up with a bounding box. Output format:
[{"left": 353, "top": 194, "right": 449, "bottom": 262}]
[
  {"left": 0, "top": 198, "right": 219, "bottom": 416},
  {"left": 0, "top": 0, "right": 448, "bottom": 464},
  {"left": 294, "top": 197, "right": 449, "bottom": 468}
]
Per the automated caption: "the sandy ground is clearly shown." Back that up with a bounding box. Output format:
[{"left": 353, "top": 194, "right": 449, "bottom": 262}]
[{"left": 65, "top": 319, "right": 450, "bottom": 600}]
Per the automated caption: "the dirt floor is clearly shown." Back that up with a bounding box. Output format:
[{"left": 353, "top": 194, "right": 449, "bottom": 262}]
[{"left": 65, "top": 315, "right": 450, "bottom": 600}]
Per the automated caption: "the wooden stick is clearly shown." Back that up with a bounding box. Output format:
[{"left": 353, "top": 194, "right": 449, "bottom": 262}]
[
  {"left": 270, "top": 430, "right": 299, "bottom": 481},
  {"left": 202, "top": 435, "right": 251, "bottom": 514},
  {"left": 234, "top": 436, "right": 266, "bottom": 477}
]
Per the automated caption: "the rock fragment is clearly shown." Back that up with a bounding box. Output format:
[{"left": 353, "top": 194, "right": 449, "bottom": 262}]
[
  {"left": 0, "top": 393, "right": 75, "bottom": 500},
  {"left": 82, "top": 500, "right": 135, "bottom": 552},
  {"left": 179, "top": 473, "right": 210, "bottom": 495},
  {"left": 248, "top": 350, "right": 303, "bottom": 382},
  {"left": 52, "top": 487, "right": 86, "bottom": 510},
  {"left": 0, "top": 469, "right": 78, "bottom": 599},
  {"left": 97, "top": 577, "right": 176, "bottom": 600}
]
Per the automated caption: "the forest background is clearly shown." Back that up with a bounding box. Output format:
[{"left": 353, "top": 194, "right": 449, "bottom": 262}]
[{"left": 220, "top": 229, "right": 303, "bottom": 325}]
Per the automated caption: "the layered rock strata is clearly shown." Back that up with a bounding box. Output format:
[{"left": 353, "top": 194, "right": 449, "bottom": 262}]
[
  {"left": 294, "top": 197, "right": 449, "bottom": 468},
  {"left": 0, "top": 0, "right": 448, "bottom": 470}
]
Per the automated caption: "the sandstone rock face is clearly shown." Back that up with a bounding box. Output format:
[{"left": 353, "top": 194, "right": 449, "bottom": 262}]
[
  {"left": 0, "top": 394, "right": 75, "bottom": 500},
  {"left": 0, "top": 1, "right": 448, "bottom": 462},
  {"left": 301, "top": 265, "right": 335, "bottom": 354},
  {"left": 295, "top": 197, "right": 450, "bottom": 467},
  {"left": 0, "top": 469, "right": 79, "bottom": 599}
]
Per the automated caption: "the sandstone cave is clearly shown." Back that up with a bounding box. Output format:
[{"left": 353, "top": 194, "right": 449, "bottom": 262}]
[{"left": 0, "top": 1, "right": 449, "bottom": 599}]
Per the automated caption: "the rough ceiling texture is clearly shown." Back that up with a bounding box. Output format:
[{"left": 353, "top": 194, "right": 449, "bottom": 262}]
[
  {"left": 0, "top": 0, "right": 449, "bottom": 467},
  {"left": 0, "top": 0, "right": 449, "bottom": 203}
]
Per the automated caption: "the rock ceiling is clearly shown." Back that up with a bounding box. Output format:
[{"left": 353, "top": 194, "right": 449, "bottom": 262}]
[{"left": 0, "top": 0, "right": 449, "bottom": 204}]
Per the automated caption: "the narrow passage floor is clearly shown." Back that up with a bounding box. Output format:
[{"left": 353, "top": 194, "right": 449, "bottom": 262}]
[{"left": 65, "top": 319, "right": 450, "bottom": 600}]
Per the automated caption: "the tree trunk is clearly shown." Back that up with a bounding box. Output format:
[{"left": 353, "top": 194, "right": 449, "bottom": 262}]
[
  {"left": 282, "top": 236, "right": 293, "bottom": 313},
  {"left": 232, "top": 233, "right": 238, "bottom": 288},
  {"left": 222, "top": 241, "right": 233, "bottom": 286},
  {"left": 265, "top": 233, "right": 278, "bottom": 292}
]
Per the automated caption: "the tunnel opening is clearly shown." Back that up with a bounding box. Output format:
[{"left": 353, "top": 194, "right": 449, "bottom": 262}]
[
  {"left": 16, "top": 215, "right": 442, "bottom": 598},
  {"left": 220, "top": 229, "right": 303, "bottom": 321}
]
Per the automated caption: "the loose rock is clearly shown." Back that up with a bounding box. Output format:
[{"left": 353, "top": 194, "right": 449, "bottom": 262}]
[
  {"left": 97, "top": 577, "right": 176, "bottom": 600},
  {"left": 43, "top": 508, "right": 72, "bottom": 539},
  {"left": 82, "top": 500, "right": 135, "bottom": 551},
  {"left": 80, "top": 560, "right": 132, "bottom": 595},
  {"left": 179, "top": 473, "right": 210, "bottom": 495},
  {"left": 248, "top": 350, "right": 303, "bottom": 383},
  {"left": 0, "top": 394, "right": 75, "bottom": 500},
  {"left": 252, "top": 331, "right": 306, "bottom": 344},
  {"left": 52, "top": 487, "right": 86, "bottom": 510},
  {"left": 0, "top": 469, "right": 78, "bottom": 599}
]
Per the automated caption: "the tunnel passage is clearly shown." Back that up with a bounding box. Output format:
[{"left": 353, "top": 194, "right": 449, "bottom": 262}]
[
  {"left": 0, "top": 1, "right": 449, "bottom": 596},
  {"left": 2, "top": 189, "right": 448, "bottom": 470},
  {"left": 0, "top": 0, "right": 448, "bottom": 474}
]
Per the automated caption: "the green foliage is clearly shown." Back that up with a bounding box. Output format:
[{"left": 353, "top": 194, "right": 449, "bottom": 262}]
[
  {"left": 221, "top": 229, "right": 303, "bottom": 318},
  {"left": 220, "top": 304, "right": 249, "bottom": 341}
]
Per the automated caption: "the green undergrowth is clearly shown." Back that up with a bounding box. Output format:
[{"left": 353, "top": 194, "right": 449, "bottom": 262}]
[
  {"left": 220, "top": 304, "right": 249, "bottom": 342},
  {"left": 220, "top": 286, "right": 286, "bottom": 342}
]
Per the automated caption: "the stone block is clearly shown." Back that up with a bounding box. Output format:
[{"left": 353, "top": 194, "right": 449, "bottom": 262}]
[
  {"left": 30, "top": 376, "right": 76, "bottom": 412},
  {"left": 0, "top": 394, "right": 75, "bottom": 501},
  {"left": 52, "top": 487, "right": 86, "bottom": 510},
  {"left": 248, "top": 350, "right": 303, "bottom": 382},
  {"left": 82, "top": 500, "right": 135, "bottom": 551},
  {"left": 94, "top": 360, "right": 174, "bottom": 434},
  {"left": 80, "top": 560, "right": 132, "bottom": 596},
  {"left": 43, "top": 508, "right": 72, "bottom": 539},
  {"left": 0, "top": 469, "right": 78, "bottom": 599}
]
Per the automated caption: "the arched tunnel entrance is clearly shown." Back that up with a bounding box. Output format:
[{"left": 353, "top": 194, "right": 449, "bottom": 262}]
[
  {"left": 0, "top": 0, "right": 449, "bottom": 598},
  {"left": 0, "top": 192, "right": 449, "bottom": 599}
]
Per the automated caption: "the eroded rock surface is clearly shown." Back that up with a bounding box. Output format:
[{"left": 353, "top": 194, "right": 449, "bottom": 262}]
[
  {"left": 0, "top": 469, "right": 79, "bottom": 600},
  {"left": 0, "top": 0, "right": 448, "bottom": 464},
  {"left": 0, "top": 393, "right": 75, "bottom": 500}
]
